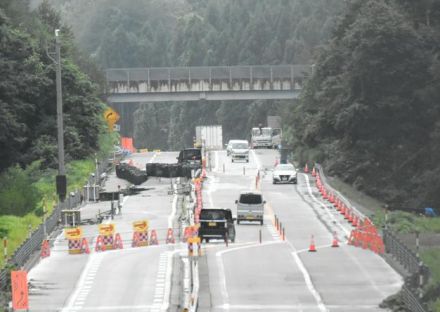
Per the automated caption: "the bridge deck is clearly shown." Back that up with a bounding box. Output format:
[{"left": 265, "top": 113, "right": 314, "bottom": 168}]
[{"left": 106, "top": 65, "right": 311, "bottom": 102}]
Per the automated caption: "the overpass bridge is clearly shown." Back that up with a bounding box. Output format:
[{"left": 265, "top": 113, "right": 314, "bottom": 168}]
[{"left": 106, "top": 65, "right": 312, "bottom": 103}]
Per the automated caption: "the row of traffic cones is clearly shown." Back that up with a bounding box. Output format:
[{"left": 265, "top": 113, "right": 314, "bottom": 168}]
[
  {"left": 303, "top": 163, "right": 317, "bottom": 177},
  {"left": 308, "top": 232, "right": 340, "bottom": 252}
]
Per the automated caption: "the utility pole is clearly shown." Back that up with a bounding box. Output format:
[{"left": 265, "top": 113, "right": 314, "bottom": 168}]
[{"left": 54, "top": 29, "right": 66, "bottom": 202}]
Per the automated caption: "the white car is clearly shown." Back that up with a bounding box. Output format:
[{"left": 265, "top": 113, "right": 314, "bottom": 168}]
[
  {"left": 230, "top": 140, "right": 249, "bottom": 163},
  {"left": 272, "top": 163, "right": 297, "bottom": 184},
  {"left": 226, "top": 140, "right": 241, "bottom": 156}
]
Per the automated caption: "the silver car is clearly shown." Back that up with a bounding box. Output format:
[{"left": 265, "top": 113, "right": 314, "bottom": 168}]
[{"left": 272, "top": 163, "right": 297, "bottom": 184}]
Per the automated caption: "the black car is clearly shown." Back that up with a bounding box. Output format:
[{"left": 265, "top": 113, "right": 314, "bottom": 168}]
[
  {"left": 199, "top": 208, "right": 236, "bottom": 243},
  {"left": 177, "top": 148, "right": 202, "bottom": 169}
]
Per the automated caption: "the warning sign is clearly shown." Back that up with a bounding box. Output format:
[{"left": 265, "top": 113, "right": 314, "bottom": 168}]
[
  {"left": 11, "top": 271, "right": 29, "bottom": 310},
  {"left": 133, "top": 220, "right": 149, "bottom": 233},
  {"left": 64, "top": 227, "right": 83, "bottom": 240},
  {"left": 103, "top": 107, "right": 120, "bottom": 131},
  {"left": 99, "top": 223, "right": 115, "bottom": 236}
]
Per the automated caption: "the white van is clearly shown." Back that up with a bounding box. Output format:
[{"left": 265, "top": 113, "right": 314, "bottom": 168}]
[
  {"left": 230, "top": 140, "right": 249, "bottom": 163},
  {"left": 235, "top": 191, "right": 265, "bottom": 225}
]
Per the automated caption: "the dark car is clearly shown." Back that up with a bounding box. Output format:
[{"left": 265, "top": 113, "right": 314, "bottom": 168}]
[
  {"left": 177, "top": 148, "right": 202, "bottom": 169},
  {"left": 199, "top": 208, "right": 236, "bottom": 243}
]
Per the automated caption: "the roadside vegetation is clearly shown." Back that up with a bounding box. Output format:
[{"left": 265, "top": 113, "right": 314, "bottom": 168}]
[{"left": 0, "top": 0, "right": 116, "bottom": 268}]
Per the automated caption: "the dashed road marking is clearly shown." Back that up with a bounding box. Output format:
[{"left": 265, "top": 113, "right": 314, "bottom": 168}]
[{"left": 62, "top": 253, "right": 104, "bottom": 311}]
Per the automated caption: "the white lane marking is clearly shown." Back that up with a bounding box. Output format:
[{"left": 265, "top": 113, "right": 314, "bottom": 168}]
[
  {"left": 63, "top": 305, "right": 152, "bottom": 311},
  {"left": 168, "top": 195, "right": 177, "bottom": 228},
  {"left": 62, "top": 253, "right": 104, "bottom": 311},
  {"left": 302, "top": 174, "right": 350, "bottom": 237},
  {"left": 150, "top": 250, "right": 178, "bottom": 312},
  {"left": 250, "top": 149, "right": 262, "bottom": 171},
  {"left": 291, "top": 251, "right": 328, "bottom": 312},
  {"left": 214, "top": 150, "right": 219, "bottom": 172},
  {"left": 265, "top": 223, "right": 281, "bottom": 241},
  {"left": 148, "top": 152, "right": 158, "bottom": 163},
  {"left": 215, "top": 241, "right": 285, "bottom": 305}
]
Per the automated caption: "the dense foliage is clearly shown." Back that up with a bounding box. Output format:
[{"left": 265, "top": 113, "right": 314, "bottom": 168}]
[
  {"left": 0, "top": 0, "right": 105, "bottom": 173},
  {"left": 288, "top": 0, "right": 440, "bottom": 209},
  {"left": 43, "top": 0, "right": 343, "bottom": 149}
]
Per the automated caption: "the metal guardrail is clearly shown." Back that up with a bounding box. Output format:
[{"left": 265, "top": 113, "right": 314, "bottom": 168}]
[
  {"left": 316, "top": 163, "right": 430, "bottom": 312},
  {"left": 0, "top": 158, "right": 112, "bottom": 292},
  {"left": 383, "top": 229, "right": 421, "bottom": 274},
  {"left": 402, "top": 285, "right": 429, "bottom": 312}
]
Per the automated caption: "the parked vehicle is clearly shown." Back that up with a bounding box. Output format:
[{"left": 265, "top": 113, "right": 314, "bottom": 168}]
[
  {"left": 272, "top": 163, "right": 297, "bottom": 184},
  {"left": 231, "top": 140, "right": 249, "bottom": 162},
  {"left": 199, "top": 208, "right": 236, "bottom": 243},
  {"left": 235, "top": 191, "right": 265, "bottom": 225}
]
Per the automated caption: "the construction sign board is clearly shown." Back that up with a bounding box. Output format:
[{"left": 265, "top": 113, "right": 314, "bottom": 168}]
[
  {"left": 99, "top": 223, "right": 115, "bottom": 236},
  {"left": 11, "top": 271, "right": 29, "bottom": 310},
  {"left": 133, "top": 220, "right": 149, "bottom": 233},
  {"left": 64, "top": 227, "right": 83, "bottom": 240}
]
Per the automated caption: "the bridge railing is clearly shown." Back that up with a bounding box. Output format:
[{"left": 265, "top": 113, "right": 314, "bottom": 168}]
[{"left": 106, "top": 65, "right": 312, "bottom": 94}]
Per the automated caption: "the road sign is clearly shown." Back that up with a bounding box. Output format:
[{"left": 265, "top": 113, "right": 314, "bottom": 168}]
[
  {"left": 133, "top": 220, "right": 149, "bottom": 233},
  {"left": 99, "top": 223, "right": 115, "bottom": 236},
  {"left": 104, "top": 107, "right": 120, "bottom": 130},
  {"left": 11, "top": 271, "right": 29, "bottom": 310},
  {"left": 64, "top": 227, "right": 83, "bottom": 240},
  {"left": 113, "top": 124, "right": 120, "bottom": 132}
]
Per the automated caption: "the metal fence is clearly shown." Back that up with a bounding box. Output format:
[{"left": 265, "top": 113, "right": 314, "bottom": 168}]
[
  {"left": 315, "top": 163, "right": 430, "bottom": 312},
  {"left": 402, "top": 285, "right": 429, "bottom": 312},
  {"left": 106, "top": 65, "right": 313, "bottom": 83},
  {"left": 0, "top": 158, "right": 112, "bottom": 292},
  {"left": 383, "top": 229, "right": 422, "bottom": 275}
]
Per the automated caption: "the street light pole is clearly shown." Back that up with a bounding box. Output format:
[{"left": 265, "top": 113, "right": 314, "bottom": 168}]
[{"left": 55, "top": 29, "right": 66, "bottom": 202}]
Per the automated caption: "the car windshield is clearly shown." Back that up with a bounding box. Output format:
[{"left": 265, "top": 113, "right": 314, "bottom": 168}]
[
  {"left": 262, "top": 128, "right": 272, "bottom": 136},
  {"left": 239, "top": 194, "right": 262, "bottom": 204},
  {"left": 183, "top": 149, "right": 201, "bottom": 160},
  {"left": 276, "top": 165, "right": 295, "bottom": 171},
  {"left": 200, "top": 210, "right": 225, "bottom": 220},
  {"left": 232, "top": 143, "right": 248, "bottom": 149},
  {"left": 252, "top": 128, "right": 260, "bottom": 136}
]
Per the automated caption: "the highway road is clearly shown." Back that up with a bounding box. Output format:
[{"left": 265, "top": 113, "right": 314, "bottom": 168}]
[
  {"left": 26, "top": 148, "right": 403, "bottom": 312},
  {"left": 200, "top": 149, "right": 403, "bottom": 312},
  {"left": 28, "top": 151, "right": 181, "bottom": 312}
]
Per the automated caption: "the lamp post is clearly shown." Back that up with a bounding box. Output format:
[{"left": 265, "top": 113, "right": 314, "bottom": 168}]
[{"left": 48, "top": 29, "right": 67, "bottom": 202}]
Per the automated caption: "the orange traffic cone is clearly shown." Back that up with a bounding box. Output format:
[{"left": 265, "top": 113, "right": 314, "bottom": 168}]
[
  {"left": 80, "top": 238, "right": 90, "bottom": 254},
  {"left": 95, "top": 235, "right": 104, "bottom": 252},
  {"left": 150, "top": 229, "right": 159, "bottom": 245},
  {"left": 183, "top": 227, "right": 192, "bottom": 242},
  {"left": 304, "top": 163, "right": 309, "bottom": 173},
  {"left": 40, "top": 239, "right": 50, "bottom": 258},
  {"left": 166, "top": 228, "right": 175, "bottom": 244},
  {"left": 308, "top": 235, "right": 317, "bottom": 252},
  {"left": 311, "top": 167, "right": 316, "bottom": 177},
  {"left": 113, "top": 233, "right": 123, "bottom": 249},
  {"left": 331, "top": 232, "right": 339, "bottom": 248},
  {"left": 132, "top": 232, "right": 140, "bottom": 247}
]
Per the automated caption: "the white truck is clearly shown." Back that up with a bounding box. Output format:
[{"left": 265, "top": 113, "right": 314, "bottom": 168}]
[
  {"left": 267, "top": 116, "right": 282, "bottom": 149},
  {"left": 251, "top": 127, "right": 273, "bottom": 148},
  {"left": 195, "top": 125, "right": 223, "bottom": 150}
]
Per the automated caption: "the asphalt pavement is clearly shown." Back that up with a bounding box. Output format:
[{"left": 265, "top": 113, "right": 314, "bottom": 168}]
[
  {"left": 28, "top": 151, "right": 182, "bottom": 312},
  {"left": 200, "top": 149, "right": 402, "bottom": 312}
]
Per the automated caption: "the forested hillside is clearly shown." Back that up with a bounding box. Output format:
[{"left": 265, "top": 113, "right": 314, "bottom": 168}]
[
  {"left": 288, "top": 0, "right": 440, "bottom": 209},
  {"left": 0, "top": 0, "right": 105, "bottom": 172},
  {"left": 41, "top": 0, "right": 343, "bottom": 149}
]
